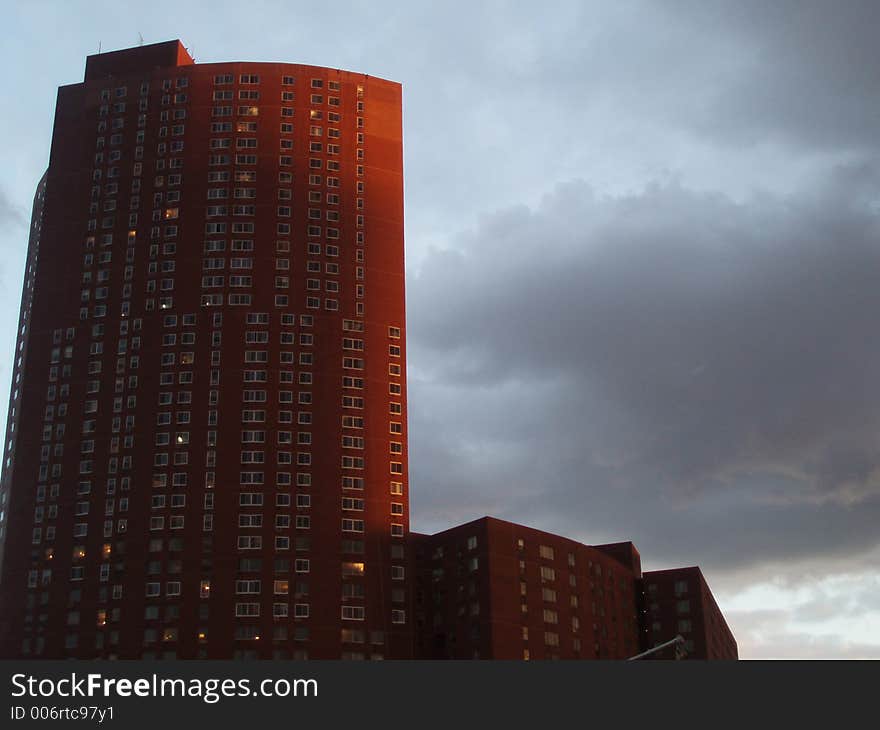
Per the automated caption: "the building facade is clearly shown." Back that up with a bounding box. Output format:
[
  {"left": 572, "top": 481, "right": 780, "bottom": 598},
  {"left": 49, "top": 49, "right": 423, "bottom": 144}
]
[
  {"left": 413, "top": 517, "right": 737, "bottom": 660},
  {"left": 413, "top": 517, "right": 643, "bottom": 660},
  {"left": 640, "top": 567, "right": 738, "bottom": 660},
  {"left": 0, "top": 40, "right": 410, "bottom": 659}
]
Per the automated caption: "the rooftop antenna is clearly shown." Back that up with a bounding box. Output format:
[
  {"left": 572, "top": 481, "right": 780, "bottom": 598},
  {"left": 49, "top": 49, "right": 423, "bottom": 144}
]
[
  {"left": 98, "top": 41, "right": 102, "bottom": 53},
  {"left": 138, "top": 33, "right": 144, "bottom": 46}
]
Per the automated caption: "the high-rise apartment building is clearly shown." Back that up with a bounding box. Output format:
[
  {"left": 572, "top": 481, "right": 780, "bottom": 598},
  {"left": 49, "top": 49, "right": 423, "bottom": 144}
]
[{"left": 0, "top": 40, "right": 410, "bottom": 659}]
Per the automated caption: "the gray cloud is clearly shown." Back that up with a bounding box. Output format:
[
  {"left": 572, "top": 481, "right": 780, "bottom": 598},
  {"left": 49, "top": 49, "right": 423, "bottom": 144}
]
[
  {"left": 665, "top": 0, "right": 880, "bottom": 151},
  {"left": 407, "top": 161, "right": 880, "bottom": 575}
]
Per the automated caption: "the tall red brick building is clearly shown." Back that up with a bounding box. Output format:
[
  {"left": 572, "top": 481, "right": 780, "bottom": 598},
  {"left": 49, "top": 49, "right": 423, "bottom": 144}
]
[{"left": 0, "top": 40, "right": 410, "bottom": 659}]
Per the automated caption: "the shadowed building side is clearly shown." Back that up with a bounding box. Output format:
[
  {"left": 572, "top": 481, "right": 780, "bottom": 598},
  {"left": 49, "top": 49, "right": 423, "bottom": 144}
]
[{"left": 640, "top": 567, "right": 738, "bottom": 660}]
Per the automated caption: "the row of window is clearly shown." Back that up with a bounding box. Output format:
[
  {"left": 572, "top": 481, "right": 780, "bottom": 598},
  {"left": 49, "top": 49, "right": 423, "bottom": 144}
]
[
  {"left": 229, "top": 604, "right": 405, "bottom": 623},
  {"left": 213, "top": 75, "right": 347, "bottom": 92}
]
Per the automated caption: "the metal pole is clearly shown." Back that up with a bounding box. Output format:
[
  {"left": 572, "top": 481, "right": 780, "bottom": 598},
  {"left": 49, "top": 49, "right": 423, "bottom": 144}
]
[{"left": 627, "top": 634, "right": 686, "bottom": 661}]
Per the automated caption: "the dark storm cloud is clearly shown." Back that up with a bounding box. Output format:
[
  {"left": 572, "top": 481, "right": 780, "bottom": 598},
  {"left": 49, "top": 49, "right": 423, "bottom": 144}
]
[
  {"left": 407, "top": 161, "right": 880, "bottom": 572},
  {"left": 398, "top": 1, "right": 880, "bottom": 593}
]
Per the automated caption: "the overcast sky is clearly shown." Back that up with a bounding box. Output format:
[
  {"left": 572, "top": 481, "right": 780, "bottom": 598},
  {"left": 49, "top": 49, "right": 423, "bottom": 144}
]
[{"left": 3, "top": 0, "right": 880, "bottom": 659}]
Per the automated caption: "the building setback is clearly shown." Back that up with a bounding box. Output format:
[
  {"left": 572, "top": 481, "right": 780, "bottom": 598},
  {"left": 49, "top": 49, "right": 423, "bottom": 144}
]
[
  {"left": 640, "top": 567, "right": 738, "bottom": 660},
  {"left": 413, "top": 517, "right": 737, "bottom": 660},
  {"left": 0, "top": 40, "right": 410, "bottom": 659}
]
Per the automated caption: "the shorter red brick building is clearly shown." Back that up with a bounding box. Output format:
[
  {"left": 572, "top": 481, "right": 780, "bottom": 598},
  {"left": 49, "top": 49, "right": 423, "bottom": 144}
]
[
  {"left": 413, "top": 517, "right": 643, "bottom": 660},
  {"left": 412, "top": 517, "right": 737, "bottom": 660},
  {"left": 640, "top": 567, "right": 738, "bottom": 660}
]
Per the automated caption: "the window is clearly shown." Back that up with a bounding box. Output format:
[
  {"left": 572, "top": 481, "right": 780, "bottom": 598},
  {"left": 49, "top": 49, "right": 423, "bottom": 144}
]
[
  {"left": 236, "top": 580, "right": 261, "bottom": 594},
  {"left": 341, "top": 606, "right": 364, "bottom": 621}
]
